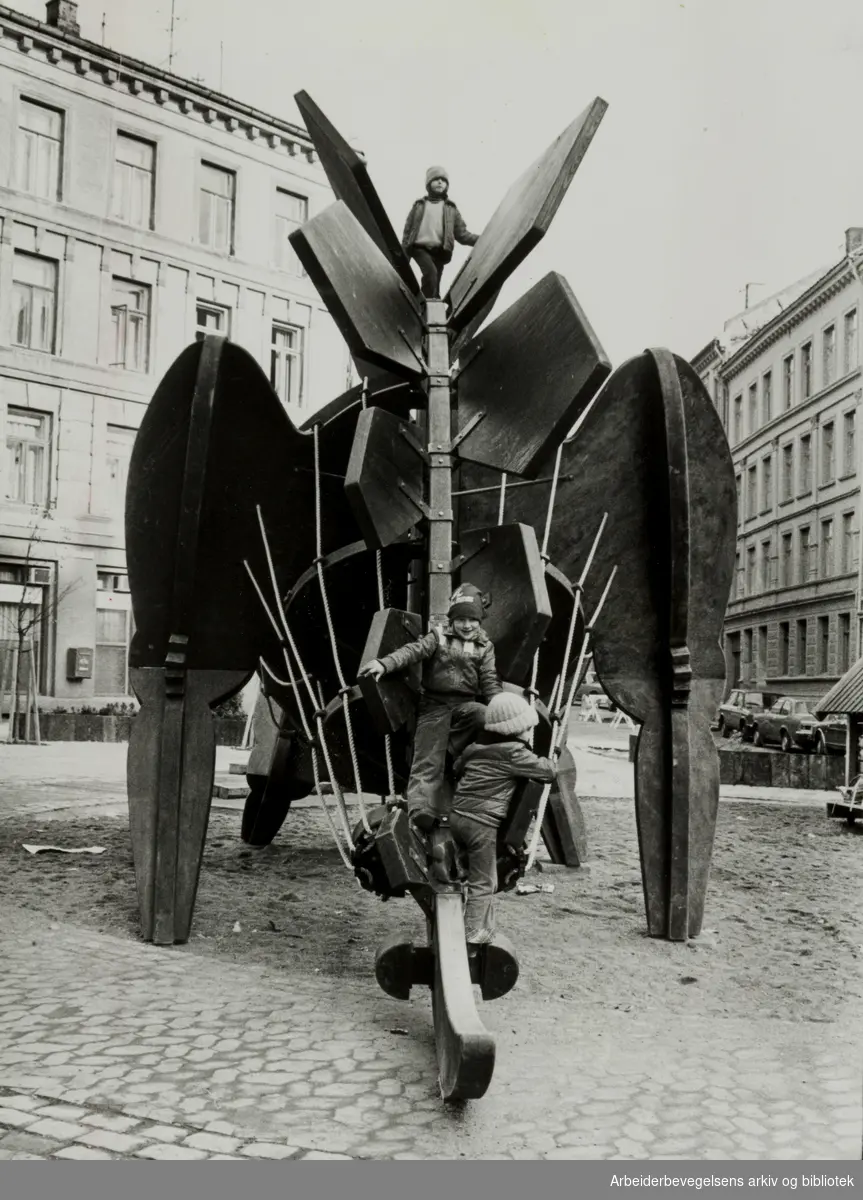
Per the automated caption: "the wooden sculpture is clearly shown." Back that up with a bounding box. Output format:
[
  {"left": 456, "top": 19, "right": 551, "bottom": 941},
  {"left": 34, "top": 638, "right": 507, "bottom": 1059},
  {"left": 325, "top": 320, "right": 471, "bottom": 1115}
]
[{"left": 124, "top": 89, "right": 736, "bottom": 1101}]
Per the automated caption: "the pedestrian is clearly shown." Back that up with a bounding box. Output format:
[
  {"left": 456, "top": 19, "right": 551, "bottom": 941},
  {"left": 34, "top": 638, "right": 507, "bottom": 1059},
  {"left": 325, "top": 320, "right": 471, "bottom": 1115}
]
[
  {"left": 450, "top": 692, "right": 557, "bottom": 945},
  {"left": 401, "top": 166, "right": 479, "bottom": 299},
  {"left": 358, "top": 583, "right": 501, "bottom": 825}
]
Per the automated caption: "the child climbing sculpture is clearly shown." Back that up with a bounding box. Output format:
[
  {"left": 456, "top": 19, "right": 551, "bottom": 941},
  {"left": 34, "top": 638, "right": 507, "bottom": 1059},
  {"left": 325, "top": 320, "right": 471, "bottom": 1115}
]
[
  {"left": 358, "top": 584, "right": 501, "bottom": 826},
  {"left": 402, "top": 167, "right": 479, "bottom": 299},
  {"left": 451, "top": 693, "right": 557, "bottom": 944}
]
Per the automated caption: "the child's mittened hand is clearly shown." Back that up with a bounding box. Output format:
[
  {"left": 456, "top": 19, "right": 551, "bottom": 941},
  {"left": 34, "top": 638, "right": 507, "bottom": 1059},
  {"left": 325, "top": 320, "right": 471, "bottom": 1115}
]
[{"left": 358, "top": 659, "right": 385, "bottom": 680}]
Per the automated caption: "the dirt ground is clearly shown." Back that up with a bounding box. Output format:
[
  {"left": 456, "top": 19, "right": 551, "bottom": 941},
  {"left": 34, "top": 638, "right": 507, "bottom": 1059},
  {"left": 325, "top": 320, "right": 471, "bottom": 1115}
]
[{"left": 3, "top": 792, "right": 862, "bottom": 1027}]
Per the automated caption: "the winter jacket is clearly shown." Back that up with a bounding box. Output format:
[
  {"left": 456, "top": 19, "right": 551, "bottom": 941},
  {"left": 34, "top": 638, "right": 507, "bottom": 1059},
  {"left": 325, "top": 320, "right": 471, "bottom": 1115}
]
[
  {"left": 452, "top": 731, "right": 557, "bottom": 827},
  {"left": 379, "top": 624, "right": 501, "bottom": 702},
  {"left": 402, "top": 198, "right": 479, "bottom": 263}
]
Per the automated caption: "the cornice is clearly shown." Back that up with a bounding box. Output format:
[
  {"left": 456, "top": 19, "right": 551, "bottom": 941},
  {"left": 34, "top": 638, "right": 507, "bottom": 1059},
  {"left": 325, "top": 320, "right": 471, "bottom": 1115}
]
[
  {"left": 720, "top": 262, "right": 856, "bottom": 382},
  {"left": 0, "top": 6, "right": 320, "bottom": 164}
]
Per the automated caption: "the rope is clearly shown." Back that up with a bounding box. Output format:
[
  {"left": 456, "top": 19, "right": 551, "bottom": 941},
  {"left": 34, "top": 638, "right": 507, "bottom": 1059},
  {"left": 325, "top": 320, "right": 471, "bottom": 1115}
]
[
  {"left": 540, "top": 444, "right": 564, "bottom": 560},
  {"left": 312, "top": 425, "right": 370, "bottom": 833},
  {"left": 497, "top": 473, "right": 507, "bottom": 525}
]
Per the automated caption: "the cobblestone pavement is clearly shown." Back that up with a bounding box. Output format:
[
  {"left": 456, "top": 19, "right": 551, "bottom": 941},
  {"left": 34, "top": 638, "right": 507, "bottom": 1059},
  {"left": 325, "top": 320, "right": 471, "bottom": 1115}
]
[{"left": 1, "top": 905, "right": 859, "bottom": 1161}]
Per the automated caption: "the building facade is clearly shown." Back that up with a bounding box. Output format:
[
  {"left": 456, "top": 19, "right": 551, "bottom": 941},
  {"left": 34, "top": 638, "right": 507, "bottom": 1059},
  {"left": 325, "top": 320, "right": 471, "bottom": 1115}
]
[
  {"left": 696, "top": 231, "right": 863, "bottom": 700},
  {"left": 0, "top": 1, "right": 352, "bottom": 706}
]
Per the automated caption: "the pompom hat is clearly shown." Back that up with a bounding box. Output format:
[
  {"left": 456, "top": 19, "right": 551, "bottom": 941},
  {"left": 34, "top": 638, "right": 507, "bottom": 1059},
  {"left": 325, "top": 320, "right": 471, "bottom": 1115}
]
[
  {"left": 448, "top": 583, "right": 486, "bottom": 622},
  {"left": 484, "top": 692, "right": 539, "bottom": 737},
  {"left": 425, "top": 165, "right": 449, "bottom": 187}
]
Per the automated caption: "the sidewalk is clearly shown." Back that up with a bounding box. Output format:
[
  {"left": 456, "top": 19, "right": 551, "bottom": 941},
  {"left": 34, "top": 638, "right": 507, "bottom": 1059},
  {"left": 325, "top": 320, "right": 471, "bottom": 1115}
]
[{"left": 1, "top": 905, "right": 859, "bottom": 1160}]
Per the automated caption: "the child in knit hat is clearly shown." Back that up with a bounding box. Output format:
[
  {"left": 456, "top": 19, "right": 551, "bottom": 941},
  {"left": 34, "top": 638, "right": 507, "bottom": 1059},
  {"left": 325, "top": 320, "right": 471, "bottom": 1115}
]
[
  {"left": 450, "top": 692, "right": 557, "bottom": 944},
  {"left": 401, "top": 167, "right": 479, "bottom": 299},
  {"left": 358, "top": 583, "right": 501, "bottom": 825}
]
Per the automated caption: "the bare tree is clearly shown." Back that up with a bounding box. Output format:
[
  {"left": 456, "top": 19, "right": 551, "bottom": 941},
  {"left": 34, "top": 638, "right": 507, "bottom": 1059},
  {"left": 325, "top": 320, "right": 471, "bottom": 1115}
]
[{"left": 5, "top": 516, "right": 78, "bottom": 744}]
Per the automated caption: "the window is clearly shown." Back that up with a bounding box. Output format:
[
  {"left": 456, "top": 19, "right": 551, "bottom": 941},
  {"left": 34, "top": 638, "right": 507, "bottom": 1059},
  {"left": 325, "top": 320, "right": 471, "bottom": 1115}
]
[
  {"left": 801, "top": 342, "right": 813, "bottom": 399},
  {"left": 760, "top": 539, "right": 772, "bottom": 590},
  {"left": 105, "top": 425, "right": 136, "bottom": 511},
  {"left": 747, "top": 465, "right": 757, "bottom": 518},
  {"left": 275, "top": 189, "right": 308, "bottom": 274},
  {"left": 839, "top": 613, "right": 851, "bottom": 674},
  {"left": 733, "top": 396, "right": 742, "bottom": 444},
  {"left": 780, "top": 532, "right": 793, "bottom": 587},
  {"left": 16, "top": 97, "right": 63, "bottom": 200},
  {"left": 199, "top": 162, "right": 235, "bottom": 252},
  {"left": 842, "top": 512, "right": 858, "bottom": 573},
  {"left": 757, "top": 625, "right": 768, "bottom": 675},
  {"left": 781, "top": 444, "right": 793, "bottom": 501},
  {"left": 5, "top": 408, "right": 51, "bottom": 506},
  {"left": 95, "top": 605, "right": 130, "bottom": 695},
  {"left": 844, "top": 410, "right": 856, "bottom": 476},
  {"left": 12, "top": 252, "right": 57, "bottom": 352},
  {"left": 779, "top": 622, "right": 790, "bottom": 674},
  {"left": 783, "top": 354, "right": 795, "bottom": 410},
  {"left": 762, "top": 371, "right": 772, "bottom": 423},
  {"left": 735, "top": 551, "right": 742, "bottom": 598},
  {"left": 799, "top": 433, "right": 812, "bottom": 493},
  {"left": 112, "top": 132, "right": 155, "bottom": 228},
  {"left": 844, "top": 309, "right": 858, "bottom": 375},
  {"left": 110, "top": 279, "right": 150, "bottom": 371},
  {"left": 820, "top": 518, "right": 833, "bottom": 577},
  {"left": 817, "top": 616, "right": 829, "bottom": 674},
  {"left": 270, "top": 322, "right": 305, "bottom": 408},
  {"left": 195, "top": 302, "right": 231, "bottom": 340},
  {"left": 743, "top": 628, "right": 753, "bottom": 670},
  {"left": 735, "top": 474, "right": 742, "bottom": 524},
  {"left": 748, "top": 382, "right": 758, "bottom": 434},
  {"left": 796, "top": 618, "right": 808, "bottom": 674},
  {"left": 821, "top": 421, "right": 835, "bottom": 484},
  {"left": 761, "top": 454, "right": 772, "bottom": 512},
  {"left": 822, "top": 324, "right": 836, "bottom": 387},
  {"left": 745, "top": 545, "right": 756, "bottom": 594},
  {"left": 799, "top": 526, "right": 811, "bottom": 583}
]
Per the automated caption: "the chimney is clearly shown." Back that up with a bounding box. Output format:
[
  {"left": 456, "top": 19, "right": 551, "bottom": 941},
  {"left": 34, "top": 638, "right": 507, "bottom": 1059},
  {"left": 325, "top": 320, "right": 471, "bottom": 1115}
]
[
  {"left": 45, "top": 0, "right": 80, "bottom": 36},
  {"left": 845, "top": 227, "right": 863, "bottom": 256}
]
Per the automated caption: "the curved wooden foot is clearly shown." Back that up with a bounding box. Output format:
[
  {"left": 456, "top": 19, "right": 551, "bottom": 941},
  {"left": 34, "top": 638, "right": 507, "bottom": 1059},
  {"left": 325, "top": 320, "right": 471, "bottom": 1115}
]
[{"left": 432, "top": 892, "right": 496, "bottom": 1102}]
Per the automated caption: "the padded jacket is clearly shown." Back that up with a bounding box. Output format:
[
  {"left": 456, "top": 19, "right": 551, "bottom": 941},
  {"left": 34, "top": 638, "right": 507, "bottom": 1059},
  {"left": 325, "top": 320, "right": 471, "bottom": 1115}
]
[
  {"left": 378, "top": 625, "right": 501, "bottom": 702},
  {"left": 452, "top": 732, "right": 557, "bottom": 827},
  {"left": 402, "top": 197, "right": 478, "bottom": 263}
]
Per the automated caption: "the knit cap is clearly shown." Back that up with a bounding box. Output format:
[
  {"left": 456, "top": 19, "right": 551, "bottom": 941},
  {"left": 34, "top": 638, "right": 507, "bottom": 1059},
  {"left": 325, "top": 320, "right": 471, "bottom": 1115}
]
[
  {"left": 484, "top": 692, "right": 538, "bottom": 737},
  {"left": 448, "top": 583, "right": 486, "bottom": 622},
  {"left": 425, "top": 165, "right": 449, "bottom": 187}
]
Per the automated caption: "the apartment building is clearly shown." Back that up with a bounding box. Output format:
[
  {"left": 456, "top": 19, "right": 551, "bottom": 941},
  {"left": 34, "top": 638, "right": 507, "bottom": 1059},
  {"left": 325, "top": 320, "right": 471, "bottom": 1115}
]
[
  {"left": 0, "top": 1, "right": 351, "bottom": 704},
  {"left": 697, "top": 231, "right": 863, "bottom": 699}
]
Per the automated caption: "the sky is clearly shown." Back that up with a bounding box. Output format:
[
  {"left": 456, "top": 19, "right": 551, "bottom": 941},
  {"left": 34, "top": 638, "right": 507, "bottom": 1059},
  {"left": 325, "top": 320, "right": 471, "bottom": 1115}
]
[{"left": 16, "top": 0, "right": 863, "bottom": 364}]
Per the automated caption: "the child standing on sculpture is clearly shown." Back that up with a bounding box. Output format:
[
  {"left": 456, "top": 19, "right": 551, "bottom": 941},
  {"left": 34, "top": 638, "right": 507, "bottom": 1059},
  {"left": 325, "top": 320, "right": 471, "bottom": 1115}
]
[
  {"left": 358, "top": 584, "right": 501, "bottom": 824},
  {"left": 402, "top": 167, "right": 479, "bottom": 299},
  {"left": 451, "top": 692, "right": 557, "bottom": 944}
]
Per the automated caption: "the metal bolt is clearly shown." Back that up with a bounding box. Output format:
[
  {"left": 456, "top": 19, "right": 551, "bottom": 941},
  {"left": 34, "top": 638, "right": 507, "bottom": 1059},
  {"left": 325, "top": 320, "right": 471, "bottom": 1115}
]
[
  {"left": 437, "top": 563, "right": 444, "bottom": 570},
  {"left": 438, "top": 511, "right": 445, "bottom": 517}
]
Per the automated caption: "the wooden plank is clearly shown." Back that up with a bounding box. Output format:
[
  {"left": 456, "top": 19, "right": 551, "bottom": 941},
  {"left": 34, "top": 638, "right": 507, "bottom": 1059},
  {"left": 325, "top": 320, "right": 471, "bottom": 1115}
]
[
  {"left": 289, "top": 202, "right": 425, "bottom": 380},
  {"left": 358, "top": 608, "right": 422, "bottom": 735},
  {"left": 294, "top": 91, "right": 418, "bottom": 295},
  {"left": 458, "top": 523, "right": 552, "bottom": 685},
  {"left": 345, "top": 408, "right": 426, "bottom": 549},
  {"left": 432, "top": 892, "right": 496, "bottom": 1101},
  {"left": 446, "top": 98, "right": 608, "bottom": 334},
  {"left": 536, "top": 563, "right": 583, "bottom": 703},
  {"left": 545, "top": 747, "right": 587, "bottom": 867},
  {"left": 456, "top": 273, "right": 610, "bottom": 477}
]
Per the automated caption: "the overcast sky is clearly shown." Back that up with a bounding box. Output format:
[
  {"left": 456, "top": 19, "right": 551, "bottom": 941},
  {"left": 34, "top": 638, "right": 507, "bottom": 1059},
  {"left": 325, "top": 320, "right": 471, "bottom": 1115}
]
[{"left": 19, "top": 0, "right": 863, "bottom": 364}]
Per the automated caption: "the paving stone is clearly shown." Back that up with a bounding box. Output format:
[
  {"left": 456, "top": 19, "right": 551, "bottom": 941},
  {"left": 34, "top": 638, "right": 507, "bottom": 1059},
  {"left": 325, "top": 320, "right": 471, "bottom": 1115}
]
[
  {"left": 34, "top": 1103, "right": 90, "bottom": 1121},
  {"left": 80, "top": 1113, "right": 142, "bottom": 1133},
  {"left": 239, "top": 1143, "right": 301, "bottom": 1159},
  {"left": 136, "top": 1143, "right": 210, "bottom": 1160},
  {"left": 299, "top": 1150, "right": 354, "bottom": 1160},
  {"left": 26, "top": 1118, "right": 88, "bottom": 1140},
  {"left": 0, "top": 1095, "right": 43, "bottom": 1111},
  {"left": 0, "top": 1130, "right": 63, "bottom": 1155},
  {"left": 74, "top": 1128, "right": 146, "bottom": 1153},
  {"left": 0, "top": 1108, "right": 38, "bottom": 1128},
  {"left": 184, "top": 1131, "right": 241, "bottom": 1154},
  {"left": 54, "top": 1145, "right": 117, "bottom": 1159}
]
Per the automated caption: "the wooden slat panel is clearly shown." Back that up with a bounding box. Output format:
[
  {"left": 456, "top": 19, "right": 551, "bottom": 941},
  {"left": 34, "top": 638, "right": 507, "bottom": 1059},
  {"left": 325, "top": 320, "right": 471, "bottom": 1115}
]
[{"left": 345, "top": 408, "right": 426, "bottom": 549}]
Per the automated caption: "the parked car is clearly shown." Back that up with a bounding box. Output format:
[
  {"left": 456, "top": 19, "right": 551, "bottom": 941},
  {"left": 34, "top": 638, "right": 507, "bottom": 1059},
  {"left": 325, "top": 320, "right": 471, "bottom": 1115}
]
[
  {"left": 810, "top": 712, "right": 847, "bottom": 756},
  {"left": 752, "top": 697, "right": 819, "bottom": 752},
  {"left": 716, "top": 689, "right": 777, "bottom": 740}
]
